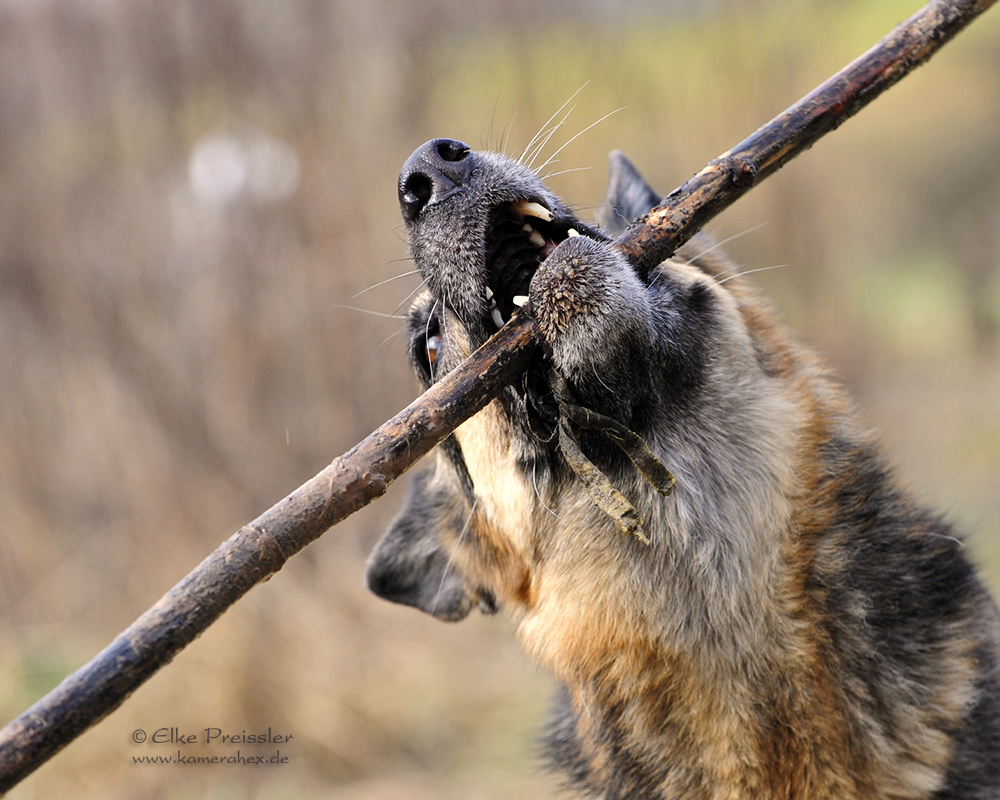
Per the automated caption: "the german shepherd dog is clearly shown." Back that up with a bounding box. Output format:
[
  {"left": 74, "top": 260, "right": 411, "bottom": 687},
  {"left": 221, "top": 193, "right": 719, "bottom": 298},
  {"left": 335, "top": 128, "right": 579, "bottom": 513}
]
[{"left": 365, "top": 138, "right": 1000, "bottom": 798}]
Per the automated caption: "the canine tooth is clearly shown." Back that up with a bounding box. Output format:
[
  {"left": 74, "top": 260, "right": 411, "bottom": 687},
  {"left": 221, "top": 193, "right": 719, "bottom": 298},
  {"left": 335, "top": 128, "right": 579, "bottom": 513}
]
[
  {"left": 485, "top": 286, "right": 494, "bottom": 300},
  {"left": 513, "top": 200, "right": 553, "bottom": 222},
  {"left": 512, "top": 295, "right": 528, "bottom": 307},
  {"left": 528, "top": 229, "right": 546, "bottom": 248},
  {"left": 567, "top": 228, "right": 580, "bottom": 237},
  {"left": 491, "top": 307, "right": 505, "bottom": 329}
]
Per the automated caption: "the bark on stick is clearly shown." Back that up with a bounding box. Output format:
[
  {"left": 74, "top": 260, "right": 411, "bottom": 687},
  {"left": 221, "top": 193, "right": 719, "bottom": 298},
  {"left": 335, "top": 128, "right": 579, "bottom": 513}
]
[
  {"left": 0, "top": 317, "right": 540, "bottom": 792},
  {"left": 0, "top": 0, "right": 994, "bottom": 790},
  {"left": 618, "top": 0, "right": 998, "bottom": 280}
]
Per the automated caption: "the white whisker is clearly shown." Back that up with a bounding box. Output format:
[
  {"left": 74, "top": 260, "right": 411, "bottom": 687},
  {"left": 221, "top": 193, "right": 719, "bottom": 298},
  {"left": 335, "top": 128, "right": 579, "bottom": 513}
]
[
  {"left": 519, "top": 82, "right": 590, "bottom": 166},
  {"left": 486, "top": 92, "right": 502, "bottom": 152},
  {"left": 502, "top": 110, "right": 517, "bottom": 158},
  {"left": 923, "top": 532, "right": 965, "bottom": 547},
  {"left": 378, "top": 330, "right": 404, "bottom": 349},
  {"left": 714, "top": 264, "right": 789, "bottom": 287},
  {"left": 683, "top": 222, "right": 769, "bottom": 268},
  {"left": 358, "top": 277, "right": 428, "bottom": 349},
  {"left": 541, "top": 166, "right": 593, "bottom": 181},
  {"left": 535, "top": 106, "right": 625, "bottom": 175},
  {"left": 380, "top": 254, "right": 416, "bottom": 267},
  {"left": 353, "top": 270, "right": 420, "bottom": 297},
  {"left": 525, "top": 103, "right": 578, "bottom": 171},
  {"left": 391, "top": 277, "right": 429, "bottom": 311},
  {"left": 532, "top": 462, "right": 561, "bottom": 520},
  {"left": 590, "top": 360, "right": 616, "bottom": 397},
  {"left": 330, "top": 304, "right": 408, "bottom": 320}
]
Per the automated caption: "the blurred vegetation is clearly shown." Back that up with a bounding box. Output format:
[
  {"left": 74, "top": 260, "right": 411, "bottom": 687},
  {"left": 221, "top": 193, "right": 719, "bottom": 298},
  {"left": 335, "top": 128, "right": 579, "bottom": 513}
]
[{"left": 0, "top": 0, "right": 998, "bottom": 797}]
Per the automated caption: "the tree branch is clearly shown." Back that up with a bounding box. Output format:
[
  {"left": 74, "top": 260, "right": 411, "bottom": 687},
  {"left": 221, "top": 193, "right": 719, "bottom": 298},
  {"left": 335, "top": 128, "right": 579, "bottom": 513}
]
[
  {"left": 0, "top": 0, "right": 994, "bottom": 790},
  {"left": 617, "top": 0, "right": 998, "bottom": 280},
  {"left": 0, "top": 316, "right": 540, "bottom": 791}
]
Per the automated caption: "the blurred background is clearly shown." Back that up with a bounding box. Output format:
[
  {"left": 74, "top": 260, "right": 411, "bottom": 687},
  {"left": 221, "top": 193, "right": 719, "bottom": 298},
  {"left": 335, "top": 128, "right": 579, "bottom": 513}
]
[{"left": 0, "top": 0, "right": 998, "bottom": 797}]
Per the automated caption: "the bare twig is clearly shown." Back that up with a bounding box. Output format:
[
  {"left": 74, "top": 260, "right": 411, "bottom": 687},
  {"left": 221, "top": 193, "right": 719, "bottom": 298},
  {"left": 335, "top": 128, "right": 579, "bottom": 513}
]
[
  {"left": 617, "top": 0, "right": 998, "bottom": 280},
  {"left": 0, "top": 0, "right": 994, "bottom": 790},
  {"left": 0, "top": 317, "right": 540, "bottom": 792}
]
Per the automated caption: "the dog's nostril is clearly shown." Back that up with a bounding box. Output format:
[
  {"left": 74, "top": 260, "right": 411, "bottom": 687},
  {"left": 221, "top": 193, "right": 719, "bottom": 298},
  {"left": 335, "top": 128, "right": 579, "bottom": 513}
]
[
  {"left": 401, "top": 173, "right": 433, "bottom": 220},
  {"left": 398, "top": 138, "right": 472, "bottom": 222},
  {"left": 436, "top": 139, "right": 470, "bottom": 163}
]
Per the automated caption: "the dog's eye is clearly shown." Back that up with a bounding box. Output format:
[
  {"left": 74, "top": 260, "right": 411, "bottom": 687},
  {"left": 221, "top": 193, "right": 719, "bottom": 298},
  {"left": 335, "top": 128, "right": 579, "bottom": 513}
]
[
  {"left": 426, "top": 334, "right": 441, "bottom": 366},
  {"left": 411, "top": 312, "right": 442, "bottom": 382}
]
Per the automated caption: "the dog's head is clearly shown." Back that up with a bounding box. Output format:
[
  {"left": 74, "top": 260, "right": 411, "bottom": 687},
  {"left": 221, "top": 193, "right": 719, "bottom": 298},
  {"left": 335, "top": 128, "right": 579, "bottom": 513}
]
[{"left": 365, "top": 139, "right": 801, "bottom": 663}]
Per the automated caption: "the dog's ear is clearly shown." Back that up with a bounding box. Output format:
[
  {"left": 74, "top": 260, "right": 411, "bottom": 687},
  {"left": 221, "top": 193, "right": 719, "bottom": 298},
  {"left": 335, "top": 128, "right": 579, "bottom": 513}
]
[
  {"left": 596, "top": 151, "right": 661, "bottom": 237},
  {"left": 365, "top": 467, "right": 476, "bottom": 622}
]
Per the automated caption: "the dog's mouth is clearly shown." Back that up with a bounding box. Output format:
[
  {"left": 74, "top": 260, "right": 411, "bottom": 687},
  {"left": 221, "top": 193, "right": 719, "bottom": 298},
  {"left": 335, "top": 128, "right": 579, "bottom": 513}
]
[{"left": 483, "top": 198, "right": 583, "bottom": 329}]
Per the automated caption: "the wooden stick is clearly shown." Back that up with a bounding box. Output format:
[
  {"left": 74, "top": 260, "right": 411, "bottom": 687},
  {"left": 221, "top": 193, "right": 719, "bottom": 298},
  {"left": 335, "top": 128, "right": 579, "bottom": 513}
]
[
  {"left": 0, "top": 317, "right": 540, "bottom": 791},
  {"left": 618, "top": 0, "right": 997, "bottom": 280},
  {"left": 0, "top": 0, "right": 994, "bottom": 790}
]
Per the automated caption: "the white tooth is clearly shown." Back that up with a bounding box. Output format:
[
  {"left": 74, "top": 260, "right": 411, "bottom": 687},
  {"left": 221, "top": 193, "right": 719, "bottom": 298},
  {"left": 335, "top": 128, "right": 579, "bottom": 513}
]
[
  {"left": 567, "top": 228, "right": 581, "bottom": 237},
  {"left": 490, "top": 297, "right": 497, "bottom": 308},
  {"left": 512, "top": 295, "right": 528, "bottom": 307},
  {"left": 485, "top": 286, "right": 494, "bottom": 300},
  {"left": 513, "top": 200, "right": 553, "bottom": 222},
  {"left": 528, "top": 229, "right": 546, "bottom": 248},
  {"left": 491, "top": 308, "right": 505, "bottom": 329}
]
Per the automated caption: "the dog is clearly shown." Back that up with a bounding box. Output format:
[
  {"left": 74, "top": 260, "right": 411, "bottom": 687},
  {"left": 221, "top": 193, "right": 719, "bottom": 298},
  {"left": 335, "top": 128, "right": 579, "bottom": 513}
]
[{"left": 365, "top": 137, "right": 1000, "bottom": 798}]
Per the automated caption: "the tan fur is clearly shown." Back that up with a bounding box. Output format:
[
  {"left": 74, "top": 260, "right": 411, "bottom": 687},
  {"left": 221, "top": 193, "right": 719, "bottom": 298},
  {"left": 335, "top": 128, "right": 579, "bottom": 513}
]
[{"left": 445, "top": 264, "right": 981, "bottom": 797}]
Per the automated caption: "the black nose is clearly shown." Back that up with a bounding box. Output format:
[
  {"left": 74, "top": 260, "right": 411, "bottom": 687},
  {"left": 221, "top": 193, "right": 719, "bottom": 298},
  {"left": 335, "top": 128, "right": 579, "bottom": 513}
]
[{"left": 398, "top": 138, "right": 471, "bottom": 221}]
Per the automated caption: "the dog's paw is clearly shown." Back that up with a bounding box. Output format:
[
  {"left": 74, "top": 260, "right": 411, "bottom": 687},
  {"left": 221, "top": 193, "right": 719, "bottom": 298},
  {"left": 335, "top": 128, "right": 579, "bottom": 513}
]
[
  {"left": 529, "top": 236, "right": 620, "bottom": 342},
  {"left": 528, "top": 236, "right": 655, "bottom": 415}
]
